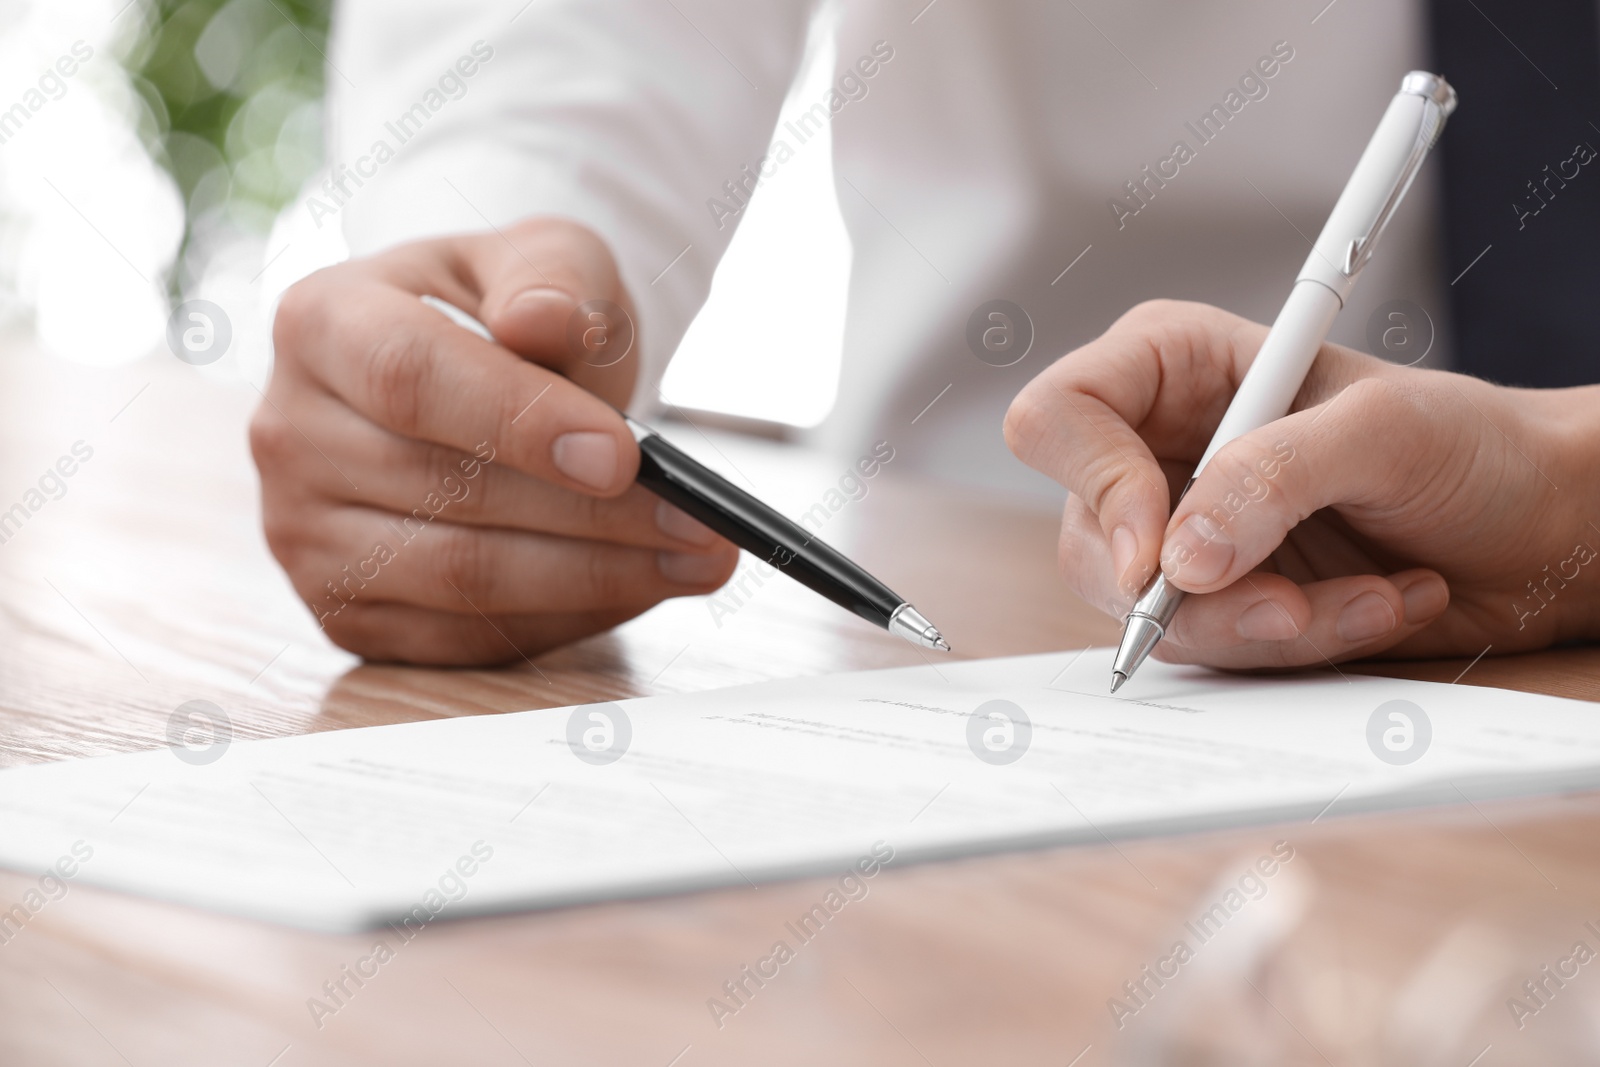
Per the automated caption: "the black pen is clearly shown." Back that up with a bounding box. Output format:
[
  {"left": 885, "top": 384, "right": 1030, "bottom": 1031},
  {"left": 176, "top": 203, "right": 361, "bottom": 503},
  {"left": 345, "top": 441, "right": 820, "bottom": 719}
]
[{"left": 422, "top": 296, "right": 950, "bottom": 651}]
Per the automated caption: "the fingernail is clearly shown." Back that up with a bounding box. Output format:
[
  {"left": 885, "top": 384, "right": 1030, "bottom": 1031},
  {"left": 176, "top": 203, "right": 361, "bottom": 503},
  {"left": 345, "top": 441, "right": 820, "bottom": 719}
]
[
  {"left": 1111, "top": 525, "right": 1139, "bottom": 592},
  {"left": 656, "top": 501, "right": 717, "bottom": 546},
  {"left": 1337, "top": 591, "right": 1397, "bottom": 643},
  {"left": 1160, "top": 515, "right": 1234, "bottom": 586},
  {"left": 659, "top": 550, "right": 729, "bottom": 585},
  {"left": 1237, "top": 599, "right": 1299, "bottom": 641},
  {"left": 1399, "top": 574, "right": 1448, "bottom": 622},
  {"left": 551, "top": 431, "right": 620, "bottom": 490},
  {"left": 507, "top": 286, "right": 576, "bottom": 320}
]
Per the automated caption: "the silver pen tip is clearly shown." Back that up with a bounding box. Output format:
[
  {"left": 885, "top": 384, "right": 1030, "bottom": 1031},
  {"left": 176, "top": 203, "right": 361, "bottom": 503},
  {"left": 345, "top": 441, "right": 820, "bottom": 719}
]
[
  {"left": 1112, "top": 611, "right": 1166, "bottom": 693},
  {"left": 889, "top": 605, "right": 950, "bottom": 651}
]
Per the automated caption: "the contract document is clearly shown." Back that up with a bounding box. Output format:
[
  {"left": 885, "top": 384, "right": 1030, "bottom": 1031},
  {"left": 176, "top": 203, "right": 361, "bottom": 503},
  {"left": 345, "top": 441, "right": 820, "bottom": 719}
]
[{"left": 2, "top": 649, "right": 1597, "bottom": 931}]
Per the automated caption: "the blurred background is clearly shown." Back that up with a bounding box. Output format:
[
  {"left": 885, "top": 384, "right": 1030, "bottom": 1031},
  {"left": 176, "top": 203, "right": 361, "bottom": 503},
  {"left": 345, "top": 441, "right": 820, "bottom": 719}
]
[
  {"left": 0, "top": 0, "right": 323, "bottom": 379},
  {"left": 0, "top": 0, "right": 848, "bottom": 427}
]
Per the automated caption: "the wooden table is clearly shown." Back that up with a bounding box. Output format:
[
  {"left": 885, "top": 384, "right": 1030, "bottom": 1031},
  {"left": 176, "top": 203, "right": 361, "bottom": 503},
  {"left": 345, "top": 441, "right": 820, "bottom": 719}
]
[{"left": 3, "top": 332, "right": 1599, "bottom": 1066}]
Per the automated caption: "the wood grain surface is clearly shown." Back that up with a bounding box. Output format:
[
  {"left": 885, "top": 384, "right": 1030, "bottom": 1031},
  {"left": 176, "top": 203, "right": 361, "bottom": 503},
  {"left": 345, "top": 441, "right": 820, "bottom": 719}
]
[{"left": 2, "top": 332, "right": 1599, "bottom": 1066}]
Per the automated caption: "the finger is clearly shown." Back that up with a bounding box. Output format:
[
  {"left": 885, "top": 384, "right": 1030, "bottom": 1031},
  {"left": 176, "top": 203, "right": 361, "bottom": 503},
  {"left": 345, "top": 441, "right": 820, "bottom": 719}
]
[
  {"left": 1058, "top": 460, "right": 1206, "bottom": 615},
  {"left": 463, "top": 221, "right": 637, "bottom": 398},
  {"left": 294, "top": 506, "right": 739, "bottom": 616},
  {"left": 1006, "top": 361, "right": 1170, "bottom": 603},
  {"left": 277, "top": 279, "right": 638, "bottom": 497},
  {"left": 1156, "top": 567, "right": 1450, "bottom": 670},
  {"left": 270, "top": 389, "right": 722, "bottom": 550},
  {"left": 1056, "top": 495, "right": 1129, "bottom": 617},
  {"left": 1158, "top": 376, "right": 1463, "bottom": 594},
  {"left": 1006, "top": 301, "right": 1271, "bottom": 601},
  {"left": 367, "top": 221, "right": 626, "bottom": 374},
  {"left": 319, "top": 600, "right": 646, "bottom": 666}
]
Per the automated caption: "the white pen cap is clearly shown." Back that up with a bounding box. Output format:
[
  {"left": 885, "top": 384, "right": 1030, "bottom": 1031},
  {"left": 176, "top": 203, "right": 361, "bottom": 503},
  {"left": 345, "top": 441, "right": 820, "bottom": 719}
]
[{"left": 1296, "top": 72, "right": 1457, "bottom": 303}]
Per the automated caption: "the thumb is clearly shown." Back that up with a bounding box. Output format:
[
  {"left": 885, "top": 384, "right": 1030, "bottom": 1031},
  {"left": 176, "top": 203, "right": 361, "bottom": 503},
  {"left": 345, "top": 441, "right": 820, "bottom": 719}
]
[
  {"left": 469, "top": 218, "right": 639, "bottom": 405},
  {"left": 1158, "top": 377, "right": 1438, "bottom": 592}
]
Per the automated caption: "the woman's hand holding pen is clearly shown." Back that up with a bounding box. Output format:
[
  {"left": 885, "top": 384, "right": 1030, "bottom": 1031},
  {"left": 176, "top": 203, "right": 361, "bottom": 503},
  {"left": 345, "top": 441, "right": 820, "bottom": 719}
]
[
  {"left": 252, "top": 218, "right": 736, "bottom": 664},
  {"left": 1005, "top": 299, "right": 1600, "bottom": 670}
]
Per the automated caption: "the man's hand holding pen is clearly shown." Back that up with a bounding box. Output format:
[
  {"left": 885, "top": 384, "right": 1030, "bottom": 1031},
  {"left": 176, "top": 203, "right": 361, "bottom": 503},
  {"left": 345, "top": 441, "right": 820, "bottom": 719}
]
[{"left": 253, "top": 217, "right": 739, "bottom": 664}]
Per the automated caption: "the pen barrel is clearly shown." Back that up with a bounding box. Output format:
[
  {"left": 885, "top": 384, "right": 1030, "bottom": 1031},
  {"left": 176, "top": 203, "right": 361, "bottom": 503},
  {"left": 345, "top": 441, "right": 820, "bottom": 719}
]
[
  {"left": 1195, "top": 280, "right": 1341, "bottom": 472},
  {"left": 634, "top": 436, "right": 905, "bottom": 627},
  {"left": 1298, "top": 87, "right": 1438, "bottom": 300},
  {"left": 1129, "top": 572, "right": 1186, "bottom": 628},
  {"left": 1200, "top": 72, "right": 1452, "bottom": 480}
]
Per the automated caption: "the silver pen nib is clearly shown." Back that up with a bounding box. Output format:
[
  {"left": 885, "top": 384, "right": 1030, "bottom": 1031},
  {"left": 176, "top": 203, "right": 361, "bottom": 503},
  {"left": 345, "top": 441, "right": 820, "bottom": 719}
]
[
  {"left": 889, "top": 604, "right": 950, "bottom": 651},
  {"left": 1111, "top": 613, "right": 1165, "bottom": 691},
  {"left": 1111, "top": 572, "right": 1186, "bottom": 692}
]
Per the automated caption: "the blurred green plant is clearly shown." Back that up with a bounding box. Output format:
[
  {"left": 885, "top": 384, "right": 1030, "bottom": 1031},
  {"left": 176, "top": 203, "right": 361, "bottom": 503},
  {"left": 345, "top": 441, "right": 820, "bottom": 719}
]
[{"left": 123, "top": 0, "right": 330, "bottom": 297}]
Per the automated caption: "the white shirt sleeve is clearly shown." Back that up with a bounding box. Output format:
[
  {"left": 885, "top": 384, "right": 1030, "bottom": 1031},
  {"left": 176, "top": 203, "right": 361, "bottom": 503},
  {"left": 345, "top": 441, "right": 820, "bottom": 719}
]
[{"left": 324, "top": 0, "right": 817, "bottom": 395}]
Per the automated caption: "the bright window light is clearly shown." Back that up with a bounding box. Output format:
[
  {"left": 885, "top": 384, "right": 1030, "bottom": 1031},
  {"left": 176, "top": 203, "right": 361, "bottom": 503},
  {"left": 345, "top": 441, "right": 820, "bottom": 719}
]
[{"left": 659, "top": 28, "right": 850, "bottom": 429}]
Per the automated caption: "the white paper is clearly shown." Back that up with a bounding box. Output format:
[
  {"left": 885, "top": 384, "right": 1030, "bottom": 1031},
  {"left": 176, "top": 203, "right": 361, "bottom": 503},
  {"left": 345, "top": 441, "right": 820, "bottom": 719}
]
[{"left": 2, "top": 649, "right": 1597, "bottom": 932}]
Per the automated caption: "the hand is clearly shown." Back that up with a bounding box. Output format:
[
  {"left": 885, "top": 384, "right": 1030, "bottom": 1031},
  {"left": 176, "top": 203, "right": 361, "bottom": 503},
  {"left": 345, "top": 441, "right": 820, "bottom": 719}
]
[
  {"left": 252, "top": 218, "right": 738, "bottom": 665},
  {"left": 1004, "top": 300, "right": 1600, "bottom": 670}
]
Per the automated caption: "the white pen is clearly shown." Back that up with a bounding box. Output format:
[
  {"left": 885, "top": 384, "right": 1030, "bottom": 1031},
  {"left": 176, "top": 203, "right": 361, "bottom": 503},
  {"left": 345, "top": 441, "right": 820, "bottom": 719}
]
[{"left": 1111, "top": 71, "right": 1458, "bottom": 692}]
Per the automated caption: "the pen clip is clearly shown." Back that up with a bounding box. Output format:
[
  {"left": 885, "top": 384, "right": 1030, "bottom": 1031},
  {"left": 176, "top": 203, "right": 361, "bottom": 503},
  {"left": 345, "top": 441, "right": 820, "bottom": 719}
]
[{"left": 1342, "top": 72, "right": 1457, "bottom": 278}]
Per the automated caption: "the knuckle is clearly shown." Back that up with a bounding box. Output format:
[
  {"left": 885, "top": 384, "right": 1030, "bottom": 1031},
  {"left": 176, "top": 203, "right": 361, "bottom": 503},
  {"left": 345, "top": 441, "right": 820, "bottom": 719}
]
[
  {"left": 1002, "top": 387, "right": 1048, "bottom": 459},
  {"left": 1079, "top": 451, "right": 1135, "bottom": 517},
  {"left": 1121, "top": 297, "right": 1185, "bottom": 324},
  {"left": 583, "top": 546, "right": 632, "bottom": 605},
  {"left": 272, "top": 272, "right": 333, "bottom": 357},
  {"left": 507, "top": 215, "right": 604, "bottom": 262},
  {"left": 363, "top": 327, "right": 434, "bottom": 435},
  {"left": 1115, "top": 299, "right": 1245, "bottom": 364},
  {"left": 247, "top": 406, "right": 298, "bottom": 471},
  {"left": 1004, "top": 370, "right": 1081, "bottom": 467},
  {"left": 262, "top": 510, "right": 310, "bottom": 576},
  {"left": 503, "top": 215, "right": 563, "bottom": 245},
  {"left": 1326, "top": 376, "right": 1439, "bottom": 468},
  {"left": 1204, "top": 444, "right": 1265, "bottom": 492},
  {"left": 431, "top": 527, "right": 494, "bottom": 604},
  {"left": 425, "top": 446, "right": 480, "bottom": 519},
  {"left": 1116, "top": 298, "right": 1212, "bottom": 336},
  {"left": 456, "top": 467, "right": 495, "bottom": 521},
  {"left": 565, "top": 489, "right": 605, "bottom": 533},
  {"left": 1338, "top": 375, "right": 1414, "bottom": 423}
]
